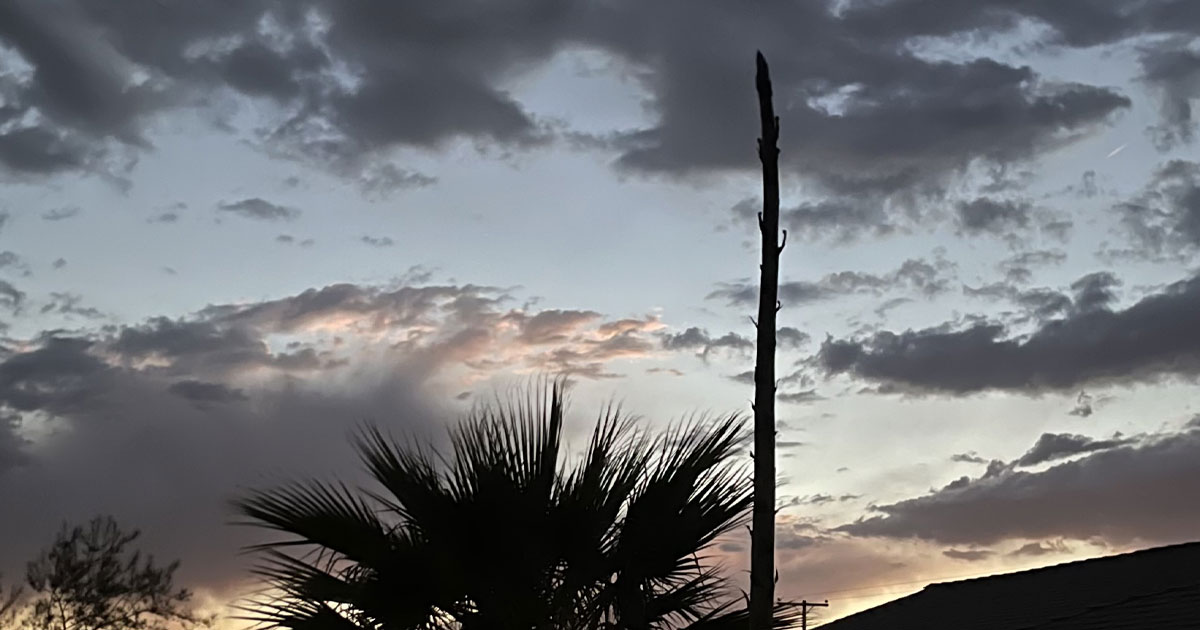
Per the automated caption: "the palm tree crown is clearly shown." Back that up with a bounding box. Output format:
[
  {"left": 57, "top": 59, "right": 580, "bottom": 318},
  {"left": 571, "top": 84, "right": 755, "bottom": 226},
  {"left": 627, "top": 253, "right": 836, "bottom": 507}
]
[{"left": 235, "top": 382, "right": 799, "bottom": 630}]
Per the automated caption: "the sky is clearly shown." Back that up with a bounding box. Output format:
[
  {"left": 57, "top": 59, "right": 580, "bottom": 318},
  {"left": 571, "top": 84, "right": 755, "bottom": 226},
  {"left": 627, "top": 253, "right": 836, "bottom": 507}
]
[{"left": 2, "top": 0, "right": 1200, "bottom": 624}]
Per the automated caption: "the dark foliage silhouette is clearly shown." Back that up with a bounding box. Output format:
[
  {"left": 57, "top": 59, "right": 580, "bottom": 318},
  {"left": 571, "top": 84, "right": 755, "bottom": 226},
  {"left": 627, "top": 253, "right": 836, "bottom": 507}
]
[
  {"left": 235, "top": 382, "right": 801, "bottom": 630},
  {"left": 21, "top": 515, "right": 208, "bottom": 630}
]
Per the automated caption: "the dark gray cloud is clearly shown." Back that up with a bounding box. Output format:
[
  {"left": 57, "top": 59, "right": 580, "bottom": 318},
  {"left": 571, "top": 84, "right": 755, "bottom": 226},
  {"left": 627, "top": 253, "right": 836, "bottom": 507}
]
[
  {"left": 818, "top": 269, "right": 1200, "bottom": 393},
  {"left": 216, "top": 198, "right": 300, "bottom": 222},
  {"left": 778, "top": 326, "right": 811, "bottom": 349},
  {"left": 963, "top": 283, "right": 1072, "bottom": 321},
  {"left": 709, "top": 256, "right": 955, "bottom": 308},
  {"left": 1009, "top": 540, "right": 1071, "bottom": 557},
  {"left": 40, "top": 206, "right": 82, "bottom": 221},
  {"left": 0, "top": 0, "right": 1158, "bottom": 209},
  {"left": 840, "top": 0, "right": 1200, "bottom": 49},
  {"left": 1140, "top": 43, "right": 1200, "bottom": 149},
  {"left": 1068, "top": 390, "right": 1094, "bottom": 417},
  {"left": 1070, "top": 271, "right": 1121, "bottom": 313},
  {"left": 950, "top": 451, "right": 987, "bottom": 464},
  {"left": 166, "top": 380, "right": 248, "bottom": 406},
  {"left": 616, "top": 6, "right": 1130, "bottom": 205},
  {"left": 0, "top": 337, "right": 113, "bottom": 414},
  {"left": 0, "top": 252, "right": 30, "bottom": 277},
  {"left": 942, "top": 548, "right": 993, "bottom": 561},
  {"left": 1112, "top": 160, "right": 1200, "bottom": 259},
  {"left": 997, "top": 248, "right": 1068, "bottom": 285},
  {"left": 838, "top": 427, "right": 1200, "bottom": 546},
  {"left": 0, "top": 280, "right": 24, "bottom": 312},
  {"left": 788, "top": 493, "right": 858, "bottom": 506},
  {"left": 1014, "top": 432, "right": 1135, "bottom": 467},
  {"left": 778, "top": 390, "right": 823, "bottom": 405},
  {"left": 730, "top": 197, "right": 894, "bottom": 243},
  {"left": 956, "top": 198, "right": 1031, "bottom": 236},
  {"left": 111, "top": 317, "right": 280, "bottom": 376},
  {"left": 963, "top": 270, "right": 1119, "bottom": 322},
  {"left": 39, "top": 292, "right": 104, "bottom": 319},
  {"left": 660, "top": 326, "right": 752, "bottom": 360},
  {"left": 360, "top": 235, "right": 395, "bottom": 248}
]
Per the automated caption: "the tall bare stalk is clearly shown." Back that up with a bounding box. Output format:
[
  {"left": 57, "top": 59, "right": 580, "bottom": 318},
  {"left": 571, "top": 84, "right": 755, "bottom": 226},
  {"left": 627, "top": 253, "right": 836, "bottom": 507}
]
[{"left": 749, "top": 50, "right": 784, "bottom": 630}]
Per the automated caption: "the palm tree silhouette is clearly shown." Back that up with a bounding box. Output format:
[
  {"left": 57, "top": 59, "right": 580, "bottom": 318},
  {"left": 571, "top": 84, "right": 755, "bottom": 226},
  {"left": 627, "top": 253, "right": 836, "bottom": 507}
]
[{"left": 234, "top": 381, "right": 800, "bottom": 630}]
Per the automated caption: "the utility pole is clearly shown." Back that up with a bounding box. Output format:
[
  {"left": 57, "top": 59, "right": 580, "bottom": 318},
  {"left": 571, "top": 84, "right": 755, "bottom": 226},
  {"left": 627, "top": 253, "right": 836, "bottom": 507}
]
[
  {"left": 749, "top": 50, "right": 785, "bottom": 630},
  {"left": 800, "top": 600, "right": 828, "bottom": 630}
]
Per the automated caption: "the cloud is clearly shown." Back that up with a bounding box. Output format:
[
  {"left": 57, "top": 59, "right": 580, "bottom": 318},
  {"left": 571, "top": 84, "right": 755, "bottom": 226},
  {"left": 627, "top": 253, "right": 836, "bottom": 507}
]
[
  {"left": 0, "top": 252, "right": 30, "bottom": 276},
  {"left": 787, "top": 493, "right": 857, "bottom": 507},
  {"left": 1014, "top": 432, "right": 1135, "bottom": 467},
  {"left": 1069, "top": 271, "right": 1121, "bottom": 313},
  {"left": 942, "top": 548, "right": 993, "bottom": 561},
  {"left": 0, "top": 280, "right": 24, "bottom": 312},
  {"left": 0, "top": 337, "right": 442, "bottom": 593},
  {"left": 963, "top": 283, "right": 1072, "bottom": 321},
  {"left": 993, "top": 248, "right": 1068, "bottom": 284},
  {"left": 0, "top": 0, "right": 1157, "bottom": 206},
  {"left": 950, "top": 452, "right": 987, "bottom": 464},
  {"left": 614, "top": 6, "right": 1129, "bottom": 203},
  {"left": 817, "top": 269, "right": 1200, "bottom": 393},
  {"left": 166, "top": 380, "right": 248, "bottom": 406},
  {"left": 778, "top": 326, "right": 811, "bottom": 349},
  {"left": 514, "top": 309, "right": 601, "bottom": 344},
  {"left": 39, "top": 292, "right": 104, "bottom": 319},
  {"left": 955, "top": 198, "right": 1031, "bottom": 236},
  {"left": 216, "top": 198, "right": 300, "bottom": 221},
  {"left": 40, "top": 206, "right": 82, "bottom": 221},
  {"left": 778, "top": 390, "right": 823, "bottom": 405},
  {"left": 193, "top": 282, "right": 663, "bottom": 379},
  {"left": 0, "top": 337, "right": 112, "bottom": 414},
  {"left": 0, "top": 277, "right": 690, "bottom": 593},
  {"left": 645, "top": 367, "right": 683, "bottom": 377},
  {"left": 838, "top": 427, "right": 1200, "bottom": 546},
  {"left": 708, "top": 257, "right": 955, "bottom": 308},
  {"left": 1111, "top": 160, "right": 1200, "bottom": 259},
  {"left": 1068, "top": 390, "right": 1094, "bottom": 417},
  {"left": 1140, "top": 43, "right": 1200, "bottom": 149},
  {"left": 962, "top": 270, "right": 1119, "bottom": 322},
  {"left": 1009, "top": 540, "right": 1071, "bottom": 557},
  {"left": 660, "top": 326, "right": 752, "bottom": 360},
  {"left": 360, "top": 235, "right": 395, "bottom": 248}
]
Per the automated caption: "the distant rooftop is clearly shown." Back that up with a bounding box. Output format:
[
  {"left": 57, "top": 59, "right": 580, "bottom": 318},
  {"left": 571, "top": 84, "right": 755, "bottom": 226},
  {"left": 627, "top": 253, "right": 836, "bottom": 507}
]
[{"left": 819, "top": 541, "right": 1200, "bottom": 630}]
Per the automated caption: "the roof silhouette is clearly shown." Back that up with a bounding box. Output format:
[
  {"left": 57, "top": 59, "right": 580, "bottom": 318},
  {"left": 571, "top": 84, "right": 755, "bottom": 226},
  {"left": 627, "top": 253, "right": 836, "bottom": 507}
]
[{"left": 819, "top": 541, "right": 1200, "bottom": 630}]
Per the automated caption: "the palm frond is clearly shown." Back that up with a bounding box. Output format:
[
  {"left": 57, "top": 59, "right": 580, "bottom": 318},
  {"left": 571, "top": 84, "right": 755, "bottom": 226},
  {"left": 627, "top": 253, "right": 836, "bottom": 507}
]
[
  {"left": 616, "top": 413, "right": 752, "bottom": 582},
  {"left": 683, "top": 601, "right": 804, "bottom": 630},
  {"left": 233, "top": 480, "right": 394, "bottom": 566}
]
